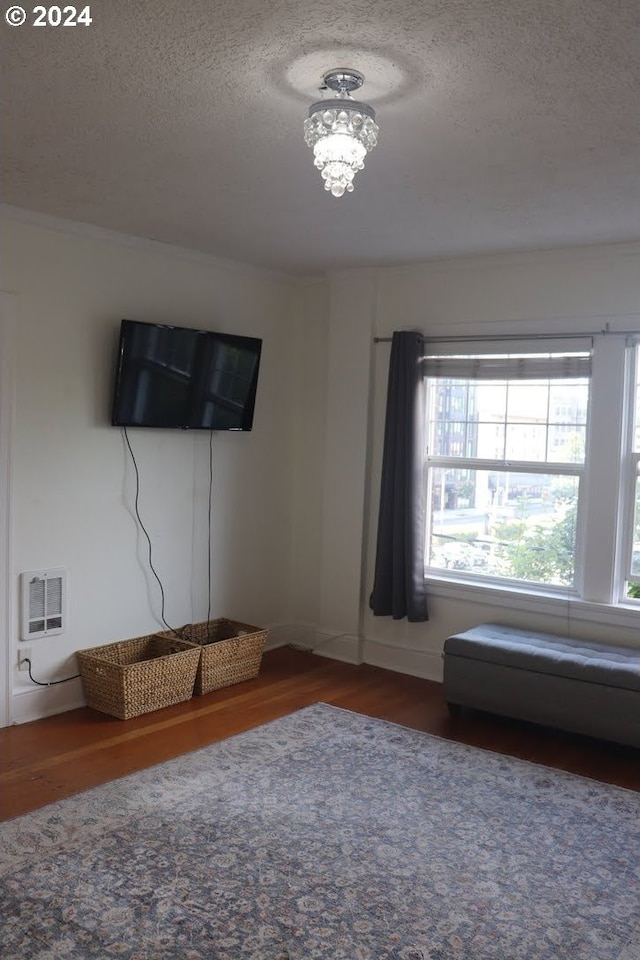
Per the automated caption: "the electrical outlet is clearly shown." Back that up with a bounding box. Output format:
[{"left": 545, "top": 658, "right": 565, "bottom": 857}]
[{"left": 18, "top": 646, "right": 32, "bottom": 672}]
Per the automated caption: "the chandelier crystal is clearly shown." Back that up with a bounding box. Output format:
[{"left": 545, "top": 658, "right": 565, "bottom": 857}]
[{"left": 304, "top": 69, "right": 379, "bottom": 197}]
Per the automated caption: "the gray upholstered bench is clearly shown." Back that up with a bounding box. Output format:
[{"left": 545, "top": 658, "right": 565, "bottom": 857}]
[{"left": 443, "top": 623, "right": 640, "bottom": 748}]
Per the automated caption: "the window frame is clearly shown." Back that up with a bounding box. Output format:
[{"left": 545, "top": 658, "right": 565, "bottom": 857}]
[
  {"left": 421, "top": 334, "right": 638, "bottom": 611},
  {"left": 619, "top": 343, "right": 640, "bottom": 593}
]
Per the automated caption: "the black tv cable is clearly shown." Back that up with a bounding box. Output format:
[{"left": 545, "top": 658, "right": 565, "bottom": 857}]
[{"left": 123, "top": 426, "right": 182, "bottom": 639}]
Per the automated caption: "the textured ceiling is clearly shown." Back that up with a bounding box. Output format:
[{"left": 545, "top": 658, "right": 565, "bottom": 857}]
[{"left": 1, "top": 0, "right": 639, "bottom": 273}]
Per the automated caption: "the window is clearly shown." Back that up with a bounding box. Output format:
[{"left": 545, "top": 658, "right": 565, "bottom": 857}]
[
  {"left": 625, "top": 347, "right": 640, "bottom": 600},
  {"left": 422, "top": 336, "right": 638, "bottom": 605}
]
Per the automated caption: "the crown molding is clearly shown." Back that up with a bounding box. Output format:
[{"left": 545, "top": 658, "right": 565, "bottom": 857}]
[
  {"left": 380, "top": 240, "right": 640, "bottom": 278},
  {"left": 0, "top": 204, "right": 293, "bottom": 284},
  {"left": 4, "top": 205, "right": 637, "bottom": 284}
]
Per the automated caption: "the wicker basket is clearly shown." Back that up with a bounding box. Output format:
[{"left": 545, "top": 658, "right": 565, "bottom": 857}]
[
  {"left": 77, "top": 632, "right": 201, "bottom": 720},
  {"left": 181, "top": 619, "right": 267, "bottom": 695}
]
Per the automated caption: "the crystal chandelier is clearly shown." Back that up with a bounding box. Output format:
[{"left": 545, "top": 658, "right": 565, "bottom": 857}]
[{"left": 303, "top": 68, "right": 379, "bottom": 197}]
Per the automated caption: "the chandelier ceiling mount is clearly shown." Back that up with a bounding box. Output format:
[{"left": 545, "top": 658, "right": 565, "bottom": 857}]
[
  {"left": 320, "top": 68, "right": 365, "bottom": 95},
  {"left": 304, "top": 67, "right": 379, "bottom": 198}
]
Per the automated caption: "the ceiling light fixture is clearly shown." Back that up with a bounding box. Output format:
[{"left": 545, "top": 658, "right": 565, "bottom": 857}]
[{"left": 303, "top": 68, "right": 379, "bottom": 198}]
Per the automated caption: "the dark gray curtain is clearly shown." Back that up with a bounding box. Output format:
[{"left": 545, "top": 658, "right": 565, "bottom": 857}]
[{"left": 369, "top": 331, "right": 429, "bottom": 621}]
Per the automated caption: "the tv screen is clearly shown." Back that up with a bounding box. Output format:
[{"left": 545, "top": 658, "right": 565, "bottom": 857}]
[{"left": 111, "top": 319, "right": 262, "bottom": 431}]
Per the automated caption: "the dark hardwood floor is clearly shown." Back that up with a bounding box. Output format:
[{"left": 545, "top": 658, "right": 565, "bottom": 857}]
[{"left": 1, "top": 645, "right": 638, "bottom": 822}]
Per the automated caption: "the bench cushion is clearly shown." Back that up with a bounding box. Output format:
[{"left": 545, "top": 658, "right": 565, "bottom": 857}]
[{"left": 444, "top": 623, "right": 640, "bottom": 692}]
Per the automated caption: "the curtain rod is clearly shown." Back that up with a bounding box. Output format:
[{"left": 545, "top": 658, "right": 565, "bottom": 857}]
[{"left": 374, "top": 329, "right": 639, "bottom": 344}]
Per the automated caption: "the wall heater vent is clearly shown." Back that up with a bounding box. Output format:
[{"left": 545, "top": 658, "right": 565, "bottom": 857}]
[{"left": 20, "top": 568, "right": 67, "bottom": 640}]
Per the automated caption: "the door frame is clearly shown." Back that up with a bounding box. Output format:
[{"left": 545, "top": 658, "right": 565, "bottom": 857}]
[{"left": 0, "top": 293, "right": 16, "bottom": 727}]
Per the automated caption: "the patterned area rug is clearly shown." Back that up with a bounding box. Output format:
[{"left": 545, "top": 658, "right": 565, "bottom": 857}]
[{"left": 1, "top": 703, "right": 639, "bottom": 960}]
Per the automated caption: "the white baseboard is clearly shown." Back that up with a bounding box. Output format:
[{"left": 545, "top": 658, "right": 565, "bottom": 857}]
[
  {"left": 362, "top": 639, "right": 444, "bottom": 682},
  {"left": 264, "top": 623, "right": 309, "bottom": 649},
  {"left": 266, "top": 623, "right": 363, "bottom": 663},
  {"left": 267, "top": 623, "right": 442, "bottom": 683},
  {"left": 268, "top": 623, "right": 444, "bottom": 678},
  {"left": 8, "top": 626, "right": 444, "bottom": 725},
  {"left": 10, "top": 679, "right": 85, "bottom": 725},
  {"left": 309, "top": 631, "right": 363, "bottom": 664}
]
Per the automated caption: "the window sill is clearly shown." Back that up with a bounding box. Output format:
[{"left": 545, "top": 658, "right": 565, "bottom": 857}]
[{"left": 425, "top": 573, "right": 640, "bottom": 630}]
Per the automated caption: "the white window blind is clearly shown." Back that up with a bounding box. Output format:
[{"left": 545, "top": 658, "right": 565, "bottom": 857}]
[{"left": 422, "top": 352, "right": 592, "bottom": 381}]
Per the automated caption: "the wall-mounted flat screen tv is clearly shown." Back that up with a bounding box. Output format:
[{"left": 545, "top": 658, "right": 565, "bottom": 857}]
[{"left": 111, "top": 319, "right": 262, "bottom": 431}]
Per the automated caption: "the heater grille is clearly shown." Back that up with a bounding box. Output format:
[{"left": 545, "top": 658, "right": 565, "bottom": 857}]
[{"left": 20, "top": 568, "right": 66, "bottom": 639}]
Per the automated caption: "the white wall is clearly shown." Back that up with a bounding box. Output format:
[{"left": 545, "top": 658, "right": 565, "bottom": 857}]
[
  {"left": 285, "top": 279, "right": 329, "bottom": 636},
  {"left": 307, "top": 243, "right": 640, "bottom": 681},
  {"left": 1, "top": 212, "right": 298, "bottom": 723},
  {"left": 315, "top": 271, "right": 377, "bottom": 661},
  {"left": 4, "top": 213, "right": 640, "bottom": 724}
]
